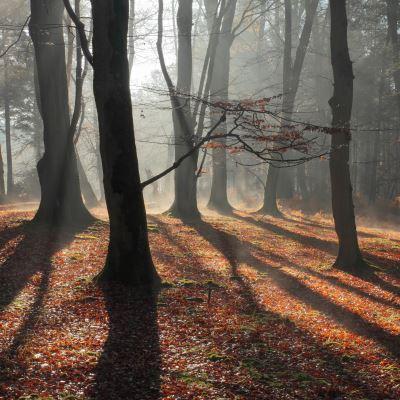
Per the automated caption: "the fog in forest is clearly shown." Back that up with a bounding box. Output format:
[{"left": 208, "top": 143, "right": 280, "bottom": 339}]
[
  {"left": 1, "top": 0, "right": 398, "bottom": 219},
  {"left": 0, "top": 1, "right": 399, "bottom": 399}
]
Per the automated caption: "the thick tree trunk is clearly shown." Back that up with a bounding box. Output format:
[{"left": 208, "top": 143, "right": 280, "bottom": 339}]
[
  {"left": 91, "top": 0, "right": 160, "bottom": 288},
  {"left": 207, "top": 0, "right": 236, "bottom": 214},
  {"left": 329, "top": 0, "right": 364, "bottom": 270},
  {"left": 3, "top": 57, "right": 14, "bottom": 198},
  {"left": 29, "top": 0, "right": 91, "bottom": 226}
]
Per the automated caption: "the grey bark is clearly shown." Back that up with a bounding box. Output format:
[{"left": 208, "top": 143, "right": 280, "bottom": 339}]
[
  {"left": 206, "top": 0, "right": 237, "bottom": 214},
  {"left": 29, "top": 0, "right": 91, "bottom": 225},
  {"left": 3, "top": 55, "right": 14, "bottom": 197},
  {"left": 262, "top": 0, "right": 318, "bottom": 214}
]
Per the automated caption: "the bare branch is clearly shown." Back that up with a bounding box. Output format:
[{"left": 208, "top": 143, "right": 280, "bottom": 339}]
[
  {"left": 141, "top": 113, "right": 226, "bottom": 188},
  {"left": 62, "top": 0, "right": 93, "bottom": 66}
]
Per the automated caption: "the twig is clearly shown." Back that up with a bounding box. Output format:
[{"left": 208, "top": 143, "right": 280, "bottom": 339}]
[
  {"left": 0, "top": 15, "right": 30, "bottom": 59},
  {"left": 141, "top": 113, "right": 226, "bottom": 188}
]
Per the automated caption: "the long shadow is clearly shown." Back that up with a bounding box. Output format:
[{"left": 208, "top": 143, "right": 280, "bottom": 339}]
[
  {"left": 0, "top": 221, "right": 89, "bottom": 388},
  {"left": 188, "top": 219, "right": 400, "bottom": 360},
  {"left": 244, "top": 236, "right": 400, "bottom": 311},
  {"left": 0, "top": 222, "right": 27, "bottom": 252},
  {"left": 0, "top": 223, "right": 80, "bottom": 314},
  {"left": 93, "top": 284, "right": 161, "bottom": 400},
  {"left": 280, "top": 214, "right": 378, "bottom": 239},
  {"left": 153, "top": 218, "right": 392, "bottom": 398},
  {"left": 235, "top": 213, "right": 400, "bottom": 296},
  {"left": 228, "top": 275, "right": 393, "bottom": 399}
]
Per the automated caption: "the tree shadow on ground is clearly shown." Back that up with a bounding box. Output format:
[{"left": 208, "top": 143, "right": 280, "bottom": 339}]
[
  {"left": 188, "top": 219, "right": 400, "bottom": 360},
  {"left": 240, "top": 232, "right": 400, "bottom": 310},
  {"left": 0, "top": 220, "right": 90, "bottom": 388},
  {"left": 278, "top": 214, "right": 378, "bottom": 239},
  {"left": 235, "top": 213, "right": 400, "bottom": 296},
  {"left": 93, "top": 284, "right": 161, "bottom": 400},
  {"left": 153, "top": 217, "right": 395, "bottom": 399}
]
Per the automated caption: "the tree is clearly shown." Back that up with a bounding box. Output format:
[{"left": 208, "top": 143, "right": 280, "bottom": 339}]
[
  {"left": 157, "top": 0, "right": 200, "bottom": 220},
  {"left": 0, "top": 144, "right": 5, "bottom": 202},
  {"left": 3, "top": 53, "right": 14, "bottom": 197},
  {"left": 328, "top": 0, "right": 364, "bottom": 270},
  {"left": 29, "top": 0, "right": 91, "bottom": 225},
  {"left": 89, "top": 0, "right": 160, "bottom": 287},
  {"left": 261, "top": 0, "right": 318, "bottom": 215},
  {"left": 206, "top": 0, "right": 237, "bottom": 214}
]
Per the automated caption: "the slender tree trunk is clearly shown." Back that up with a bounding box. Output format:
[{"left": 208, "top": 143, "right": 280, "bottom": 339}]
[
  {"left": 65, "top": 15, "right": 75, "bottom": 90},
  {"left": 168, "top": 0, "right": 200, "bottom": 219},
  {"left": 369, "top": 53, "right": 386, "bottom": 204},
  {"left": 261, "top": 0, "right": 318, "bottom": 214},
  {"left": 207, "top": 0, "right": 237, "bottom": 214},
  {"left": 128, "top": 0, "right": 135, "bottom": 75},
  {"left": 0, "top": 145, "right": 5, "bottom": 203},
  {"left": 261, "top": 0, "right": 292, "bottom": 215},
  {"left": 33, "top": 58, "right": 43, "bottom": 162},
  {"left": 91, "top": 0, "right": 160, "bottom": 288},
  {"left": 29, "top": 0, "right": 91, "bottom": 226},
  {"left": 76, "top": 152, "right": 99, "bottom": 208},
  {"left": 329, "top": 0, "right": 364, "bottom": 270},
  {"left": 3, "top": 56, "right": 14, "bottom": 198},
  {"left": 297, "top": 163, "right": 309, "bottom": 200},
  {"left": 312, "top": 11, "right": 330, "bottom": 204},
  {"left": 387, "top": 0, "right": 400, "bottom": 116}
]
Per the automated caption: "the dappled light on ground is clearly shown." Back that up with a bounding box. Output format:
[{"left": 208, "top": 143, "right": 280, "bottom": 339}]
[{"left": 0, "top": 210, "right": 398, "bottom": 399}]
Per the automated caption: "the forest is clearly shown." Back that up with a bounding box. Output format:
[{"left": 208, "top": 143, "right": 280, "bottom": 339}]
[{"left": 0, "top": 0, "right": 399, "bottom": 399}]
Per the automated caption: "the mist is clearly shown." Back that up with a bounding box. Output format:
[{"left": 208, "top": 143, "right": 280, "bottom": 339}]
[{"left": 0, "top": 1, "right": 399, "bottom": 399}]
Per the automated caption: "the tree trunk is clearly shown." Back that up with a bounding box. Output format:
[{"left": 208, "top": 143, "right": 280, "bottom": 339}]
[
  {"left": 29, "top": 0, "right": 91, "bottom": 226},
  {"left": 76, "top": 151, "right": 99, "bottom": 208},
  {"left": 65, "top": 14, "right": 75, "bottom": 89},
  {"left": 33, "top": 65, "right": 43, "bottom": 163},
  {"left": 329, "top": 0, "right": 364, "bottom": 270},
  {"left": 0, "top": 144, "right": 5, "bottom": 203},
  {"left": 3, "top": 56, "right": 14, "bottom": 198},
  {"left": 128, "top": 0, "right": 135, "bottom": 75},
  {"left": 207, "top": 0, "right": 237, "bottom": 214},
  {"left": 297, "top": 163, "right": 309, "bottom": 200},
  {"left": 261, "top": 0, "right": 318, "bottom": 214},
  {"left": 387, "top": 0, "right": 400, "bottom": 116},
  {"left": 168, "top": 0, "right": 200, "bottom": 220},
  {"left": 91, "top": 0, "right": 160, "bottom": 288}
]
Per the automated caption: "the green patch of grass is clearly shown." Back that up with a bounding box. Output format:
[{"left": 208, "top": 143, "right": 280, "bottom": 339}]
[
  {"left": 176, "top": 279, "right": 198, "bottom": 287},
  {"left": 75, "top": 234, "right": 98, "bottom": 240},
  {"left": 207, "top": 351, "right": 230, "bottom": 362},
  {"left": 148, "top": 224, "right": 160, "bottom": 233},
  {"left": 175, "top": 372, "right": 211, "bottom": 389}
]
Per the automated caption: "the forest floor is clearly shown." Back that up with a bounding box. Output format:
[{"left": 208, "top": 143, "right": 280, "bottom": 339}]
[{"left": 0, "top": 208, "right": 399, "bottom": 400}]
